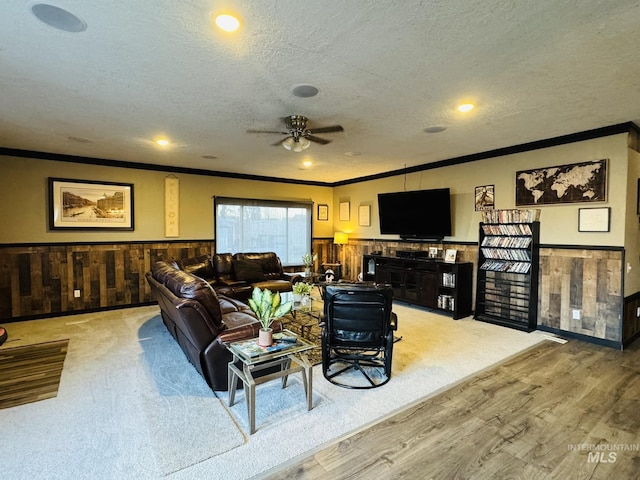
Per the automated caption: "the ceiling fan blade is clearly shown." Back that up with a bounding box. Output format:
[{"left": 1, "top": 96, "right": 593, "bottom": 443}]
[
  {"left": 306, "top": 135, "right": 331, "bottom": 145},
  {"left": 272, "top": 137, "right": 290, "bottom": 146},
  {"left": 247, "top": 129, "right": 288, "bottom": 134},
  {"left": 306, "top": 125, "right": 343, "bottom": 134}
]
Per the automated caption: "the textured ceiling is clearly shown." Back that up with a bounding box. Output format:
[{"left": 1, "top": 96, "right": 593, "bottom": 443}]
[{"left": 1, "top": 1, "right": 640, "bottom": 183}]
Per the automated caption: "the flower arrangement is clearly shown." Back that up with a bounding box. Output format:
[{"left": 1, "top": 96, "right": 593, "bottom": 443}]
[
  {"left": 302, "top": 252, "right": 317, "bottom": 268},
  {"left": 292, "top": 282, "right": 313, "bottom": 296},
  {"left": 247, "top": 287, "right": 292, "bottom": 331}
]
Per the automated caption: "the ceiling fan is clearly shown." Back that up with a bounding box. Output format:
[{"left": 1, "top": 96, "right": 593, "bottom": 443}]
[{"left": 247, "top": 115, "right": 344, "bottom": 152}]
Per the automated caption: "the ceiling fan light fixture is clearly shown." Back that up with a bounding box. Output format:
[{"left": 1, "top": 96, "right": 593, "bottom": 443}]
[{"left": 283, "top": 136, "right": 310, "bottom": 152}]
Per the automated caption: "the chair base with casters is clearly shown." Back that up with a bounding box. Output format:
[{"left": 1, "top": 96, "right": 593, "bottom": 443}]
[{"left": 321, "top": 283, "right": 397, "bottom": 389}]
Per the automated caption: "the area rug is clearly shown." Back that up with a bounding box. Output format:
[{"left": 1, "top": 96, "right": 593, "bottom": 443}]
[
  {"left": 0, "top": 339, "right": 68, "bottom": 410},
  {"left": 0, "top": 306, "right": 245, "bottom": 479},
  {"left": 170, "top": 302, "right": 548, "bottom": 480}
]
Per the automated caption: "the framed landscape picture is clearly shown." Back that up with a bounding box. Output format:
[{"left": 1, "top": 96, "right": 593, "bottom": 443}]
[
  {"left": 49, "top": 178, "right": 134, "bottom": 230},
  {"left": 515, "top": 159, "right": 607, "bottom": 206}
]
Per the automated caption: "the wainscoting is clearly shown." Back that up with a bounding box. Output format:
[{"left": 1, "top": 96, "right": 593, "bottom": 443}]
[
  {"left": 538, "top": 247, "right": 624, "bottom": 344},
  {"left": 338, "top": 239, "right": 631, "bottom": 348},
  {"left": 1, "top": 239, "right": 637, "bottom": 347},
  {"left": 0, "top": 241, "right": 214, "bottom": 320}
]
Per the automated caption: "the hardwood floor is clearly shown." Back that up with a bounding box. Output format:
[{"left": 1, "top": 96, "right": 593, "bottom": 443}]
[{"left": 263, "top": 339, "right": 640, "bottom": 480}]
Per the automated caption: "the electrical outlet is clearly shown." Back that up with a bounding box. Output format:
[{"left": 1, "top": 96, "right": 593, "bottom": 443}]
[
  {"left": 74, "top": 289, "right": 81, "bottom": 298},
  {"left": 572, "top": 309, "right": 581, "bottom": 320}
]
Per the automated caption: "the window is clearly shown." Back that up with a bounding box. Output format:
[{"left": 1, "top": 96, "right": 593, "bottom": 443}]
[{"left": 214, "top": 197, "right": 312, "bottom": 266}]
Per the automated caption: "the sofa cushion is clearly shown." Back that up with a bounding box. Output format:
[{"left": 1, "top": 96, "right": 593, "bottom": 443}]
[
  {"left": 179, "top": 254, "right": 215, "bottom": 281},
  {"left": 233, "top": 259, "right": 266, "bottom": 282}
]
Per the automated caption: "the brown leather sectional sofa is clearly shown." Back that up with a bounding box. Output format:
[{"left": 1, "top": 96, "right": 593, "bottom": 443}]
[
  {"left": 145, "top": 252, "right": 295, "bottom": 390},
  {"left": 176, "top": 252, "right": 302, "bottom": 302}
]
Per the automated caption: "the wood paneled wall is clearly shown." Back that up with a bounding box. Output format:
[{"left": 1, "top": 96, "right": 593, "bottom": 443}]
[
  {"left": 328, "top": 239, "right": 629, "bottom": 347},
  {"left": 0, "top": 241, "right": 214, "bottom": 321},
  {"left": 2, "top": 239, "right": 635, "bottom": 348},
  {"left": 538, "top": 247, "right": 624, "bottom": 343}
]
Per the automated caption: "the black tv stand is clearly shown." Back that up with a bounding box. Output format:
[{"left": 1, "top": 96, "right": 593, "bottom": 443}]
[{"left": 362, "top": 255, "right": 473, "bottom": 319}]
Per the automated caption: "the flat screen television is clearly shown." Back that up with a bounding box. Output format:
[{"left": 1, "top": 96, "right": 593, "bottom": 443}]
[{"left": 378, "top": 188, "right": 452, "bottom": 240}]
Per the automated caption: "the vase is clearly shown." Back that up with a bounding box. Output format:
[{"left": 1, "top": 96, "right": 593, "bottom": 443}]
[
  {"left": 258, "top": 328, "right": 273, "bottom": 346},
  {"left": 304, "top": 267, "right": 312, "bottom": 277},
  {"left": 301, "top": 294, "right": 311, "bottom": 307}
]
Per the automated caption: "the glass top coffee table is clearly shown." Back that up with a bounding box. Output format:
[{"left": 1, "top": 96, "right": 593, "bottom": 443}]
[
  {"left": 227, "top": 330, "right": 317, "bottom": 434},
  {"left": 283, "top": 292, "right": 324, "bottom": 339}
]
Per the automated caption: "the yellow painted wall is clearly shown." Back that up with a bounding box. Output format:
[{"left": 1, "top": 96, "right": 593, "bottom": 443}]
[
  {"left": 334, "top": 134, "right": 629, "bottom": 247},
  {"left": 0, "top": 156, "right": 334, "bottom": 244}
]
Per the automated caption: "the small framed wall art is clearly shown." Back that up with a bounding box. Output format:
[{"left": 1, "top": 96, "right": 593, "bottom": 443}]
[
  {"left": 339, "top": 201, "right": 350, "bottom": 221},
  {"left": 475, "top": 185, "right": 495, "bottom": 211},
  {"left": 317, "top": 204, "right": 329, "bottom": 221},
  {"left": 578, "top": 207, "right": 610, "bottom": 232},
  {"left": 358, "top": 205, "right": 371, "bottom": 226}
]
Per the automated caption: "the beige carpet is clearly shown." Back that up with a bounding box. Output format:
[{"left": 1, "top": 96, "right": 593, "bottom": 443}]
[
  {"left": 0, "top": 306, "right": 245, "bottom": 479},
  {"left": 180, "top": 302, "right": 549, "bottom": 480},
  {"left": 0, "top": 304, "right": 549, "bottom": 479}
]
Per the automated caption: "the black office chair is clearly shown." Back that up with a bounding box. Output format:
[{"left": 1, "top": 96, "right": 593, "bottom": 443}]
[{"left": 321, "top": 283, "right": 397, "bottom": 389}]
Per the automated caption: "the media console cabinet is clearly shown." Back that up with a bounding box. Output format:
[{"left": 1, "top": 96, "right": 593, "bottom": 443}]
[{"left": 362, "top": 254, "right": 473, "bottom": 319}]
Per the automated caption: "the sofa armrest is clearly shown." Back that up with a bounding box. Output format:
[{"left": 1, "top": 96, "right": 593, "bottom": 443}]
[
  {"left": 216, "top": 319, "right": 284, "bottom": 345},
  {"left": 283, "top": 272, "right": 304, "bottom": 284}
]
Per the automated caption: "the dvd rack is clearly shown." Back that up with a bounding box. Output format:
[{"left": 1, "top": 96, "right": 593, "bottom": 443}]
[{"left": 475, "top": 218, "right": 540, "bottom": 332}]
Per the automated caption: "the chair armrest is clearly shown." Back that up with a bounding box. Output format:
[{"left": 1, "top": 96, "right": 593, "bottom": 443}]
[{"left": 390, "top": 312, "right": 398, "bottom": 331}]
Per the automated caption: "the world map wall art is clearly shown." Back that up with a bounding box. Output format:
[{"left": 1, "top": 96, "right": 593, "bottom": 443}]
[{"left": 515, "top": 159, "right": 607, "bottom": 206}]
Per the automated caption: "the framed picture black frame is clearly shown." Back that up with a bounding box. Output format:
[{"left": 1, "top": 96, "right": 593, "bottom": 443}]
[
  {"left": 317, "top": 204, "right": 329, "bottom": 221},
  {"left": 637, "top": 179, "right": 640, "bottom": 215},
  {"left": 49, "top": 177, "right": 134, "bottom": 230},
  {"left": 578, "top": 207, "right": 610, "bottom": 232},
  {"left": 475, "top": 185, "right": 495, "bottom": 211}
]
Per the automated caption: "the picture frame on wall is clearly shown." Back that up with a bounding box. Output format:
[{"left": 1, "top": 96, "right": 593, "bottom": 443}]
[
  {"left": 578, "top": 207, "right": 610, "bottom": 232},
  {"left": 317, "top": 204, "right": 329, "bottom": 221},
  {"left": 339, "top": 201, "right": 350, "bottom": 221},
  {"left": 48, "top": 177, "right": 134, "bottom": 230},
  {"left": 515, "top": 159, "right": 607, "bottom": 206},
  {"left": 475, "top": 185, "right": 495, "bottom": 211},
  {"left": 358, "top": 205, "right": 371, "bottom": 226}
]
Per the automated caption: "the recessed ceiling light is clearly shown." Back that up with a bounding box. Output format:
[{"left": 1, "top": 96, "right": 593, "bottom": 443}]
[
  {"left": 155, "top": 138, "right": 170, "bottom": 146},
  {"left": 31, "top": 4, "right": 87, "bottom": 32},
  {"left": 291, "top": 84, "right": 319, "bottom": 98},
  {"left": 423, "top": 126, "right": 447, "bottom": 133},
  {"left": 457, "top": 103, "right": 474, "bottom": 113},
  {"left": 215, "top": 14, "right": 241, "bottom": 32},
  {"left": 303, "top": 160, "right": 313, "bottom": 167}
]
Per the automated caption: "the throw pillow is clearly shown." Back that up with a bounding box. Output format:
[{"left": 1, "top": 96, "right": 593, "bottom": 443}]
[{"left": 233, "top": 260, "right": 266, "bottom": 282}]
